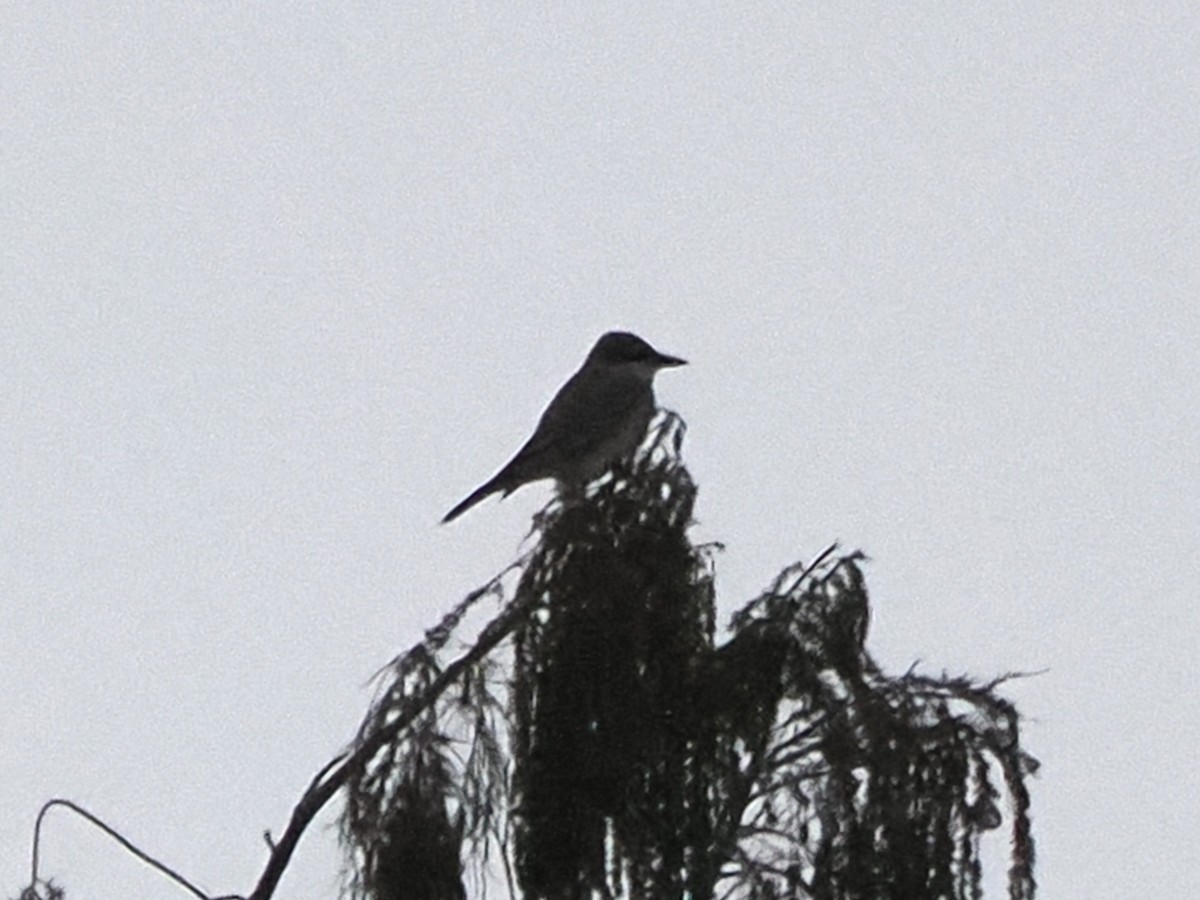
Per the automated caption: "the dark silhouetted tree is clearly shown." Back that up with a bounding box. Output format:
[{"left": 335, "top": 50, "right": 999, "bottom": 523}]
[
  {"left": 16, "top": 415, "right": 1035, "bottom": 900},
  {"left": 340, "top": 415, "right": 1036, "bottom": 900}
]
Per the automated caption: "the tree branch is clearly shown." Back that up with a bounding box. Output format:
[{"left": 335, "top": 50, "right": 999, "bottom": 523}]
[
  {"left": 246, "top": 585, "right": 540, "bottom": 900},
  {"left": 29, "top": 799, "right": 244, "bottom": 900}
]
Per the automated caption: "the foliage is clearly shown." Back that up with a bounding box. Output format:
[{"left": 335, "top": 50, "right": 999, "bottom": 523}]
[
  {"left": 14, "top": 415, "right": 1035, "bottom": 900},
  {"left": 339, "top": 415, "right": 1037, "bottom": 900}
]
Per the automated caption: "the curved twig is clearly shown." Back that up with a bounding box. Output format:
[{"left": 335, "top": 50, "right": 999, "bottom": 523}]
[{"left": 30, "top": 798, "right": 244, "bottom": 900}]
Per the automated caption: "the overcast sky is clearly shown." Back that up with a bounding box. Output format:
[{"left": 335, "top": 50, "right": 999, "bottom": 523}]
[{"left": 3, "top": 3, "right": 1198, "bottom": 898}]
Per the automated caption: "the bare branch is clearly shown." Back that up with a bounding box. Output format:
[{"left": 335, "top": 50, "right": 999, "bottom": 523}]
[{"left": 28, "top": 799, "right": 244, "bottom": 900}]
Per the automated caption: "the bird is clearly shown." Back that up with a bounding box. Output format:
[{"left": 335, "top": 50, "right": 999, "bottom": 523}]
[{"left": 441, "top": 331, "right": 686, "bottom": 523}]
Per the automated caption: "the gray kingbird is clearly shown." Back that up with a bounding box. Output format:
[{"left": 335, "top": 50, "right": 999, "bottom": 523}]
[{"left": 441, "top": 331, "right": 686, "bottom": 523}]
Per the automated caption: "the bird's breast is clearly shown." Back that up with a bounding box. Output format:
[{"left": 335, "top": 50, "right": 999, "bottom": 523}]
[{"left": 566, "top": 393, "right": 655, "bottom": 483}]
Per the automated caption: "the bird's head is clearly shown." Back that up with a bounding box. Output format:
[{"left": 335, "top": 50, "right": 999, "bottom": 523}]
[{"left": 587, "top": 331, "right": 687, "bottom": 373}]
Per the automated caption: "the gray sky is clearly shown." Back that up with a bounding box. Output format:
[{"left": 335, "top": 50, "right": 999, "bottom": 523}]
[{"left": 3, "top": 3, "right": 1198, "bottom": 898}]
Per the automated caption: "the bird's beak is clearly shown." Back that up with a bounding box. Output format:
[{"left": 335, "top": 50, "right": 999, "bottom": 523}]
[{"left": 656, "top": 353, "right": 687, "bottom": 368}]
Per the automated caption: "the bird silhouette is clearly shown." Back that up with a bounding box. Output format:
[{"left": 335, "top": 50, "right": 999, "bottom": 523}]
[{"left": 442, "top": 331, "right": 686, "bottom": 523}]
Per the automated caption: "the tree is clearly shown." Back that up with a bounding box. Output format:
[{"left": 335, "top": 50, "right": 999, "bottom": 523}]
[
  {"left": 17, "top": 415, "right": 1036, "bottom": 900},
  {"left": 341, "top": 415, "right": 1036, "bottom": 900}
]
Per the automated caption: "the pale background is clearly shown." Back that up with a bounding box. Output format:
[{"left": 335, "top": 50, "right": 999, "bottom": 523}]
[{"left": 3, "top": 3, "right": 1198, "bottom": 898}]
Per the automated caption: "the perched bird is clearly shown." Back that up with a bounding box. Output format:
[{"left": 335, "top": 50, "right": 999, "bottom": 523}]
[{"left": 441, "top": 331, "right": 686, "bottom": 523}]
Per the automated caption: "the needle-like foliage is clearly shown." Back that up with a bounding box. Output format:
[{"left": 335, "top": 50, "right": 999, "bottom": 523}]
[
  {"left": 511, "top": 417, "right": 714, "bottom": 900},
  {"left": 339, "top": 414, "right": 1037, "bottom": 900}
]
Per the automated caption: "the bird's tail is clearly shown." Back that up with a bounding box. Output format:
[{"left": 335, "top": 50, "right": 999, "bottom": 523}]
[{"left": 441, "top": 475, "right": 506, "bottom": 524}]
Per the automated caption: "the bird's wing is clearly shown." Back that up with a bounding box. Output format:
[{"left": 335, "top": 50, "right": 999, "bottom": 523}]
[
  {"left": 507, "top": 366, "right": 650, "bottom": 474},
  {"left": 441, "top": 367, "right": 650, "bottom": 522}
]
